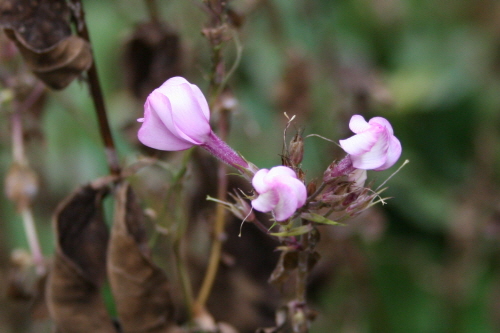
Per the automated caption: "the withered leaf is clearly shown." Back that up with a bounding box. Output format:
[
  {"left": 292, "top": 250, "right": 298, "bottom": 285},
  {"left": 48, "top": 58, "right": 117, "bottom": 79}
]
[
  {"left": 47, "top": 182, "right": 116, "bottom": 333},
  {"left": 0, "top": 0, "right": 71, "bottom": 51},
  {"left": 108, "top": 182, "right": 174, "bottom": 333},
  {"left": 6, "top": 31, "right": 93, "bottom": 90},
  {"left": 0, "top": 0, "right": 92, "bottom": 89},
  {"left": 268, "top": 251, "right": 298, "bottom": 286}
]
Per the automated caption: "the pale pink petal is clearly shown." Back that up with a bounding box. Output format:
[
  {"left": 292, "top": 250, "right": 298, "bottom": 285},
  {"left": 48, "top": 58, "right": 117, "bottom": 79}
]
[
  {"left": 348, "top": 169, "right": 367, "bottom": 188},
  {"left": 289, "top": 177, "right": 307, "bottom": 207},
  {"left": 252, "top": 169, "right": 270, "bottom": 193},
  {"left": 266, "top": 166, "right": 297, "bottom": 179},
  {"left": 252, "top": 190, "right": 279, "bottom": 212},
  {"left": 349, "top": 115, "right": 371, "bottom": 133},
  {"left": 350, "top": 130, "right": 389, "bottom": 169},
  {"left": 272, "top": 182, "right": 300, "bottom": 221},
  {"left": 138, "top": 99, "right": 194, "bottom": 151},
  {"left": 374, "top": 135, "right": 402, "bottom": 170},
  {"left": 339, "top": 131, "right": 378, "bottom": 155},
  {"left": 369, "top": 117, "right": 394, "bottom": 135},
  {"left": 189, "top": 83, "right": 210, "bottom": 121},
  {"left": 147, "top": 90, "right": 180, "bottom": 137},
  {"left": 161, "top": 82, "right": 211, "bottom": 144}
]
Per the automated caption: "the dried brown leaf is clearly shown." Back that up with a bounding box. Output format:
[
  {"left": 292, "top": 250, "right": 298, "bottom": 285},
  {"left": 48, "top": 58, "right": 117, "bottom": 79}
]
[
  {"left": 268, "top": 251, "right": 298, "bottom": 286},
  {"left": 0, "top": 0, "right": 71, "bottom": 51},
  {"left": 6, "top": 31, "right": 93, "bottom": 89},
  {"left": 0, "top": 0, "right": 92, "bottom": 89},
  {"left": 108, "top": 182, "right": 174, "bottom": 333},
  {"left": 47, "top": 182, "right": 116, "bottom": 333}
]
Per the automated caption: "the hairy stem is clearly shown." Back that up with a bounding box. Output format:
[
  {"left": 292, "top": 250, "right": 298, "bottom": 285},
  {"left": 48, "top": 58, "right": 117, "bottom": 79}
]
[{"left": 21, "top": 208, "right": 45, "bottom": 275}]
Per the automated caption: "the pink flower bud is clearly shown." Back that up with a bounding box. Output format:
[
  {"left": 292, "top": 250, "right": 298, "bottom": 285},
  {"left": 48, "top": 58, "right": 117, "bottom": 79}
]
[
  {"left": 138, "top": 76, "right": 211, "bottom": 151},
  {"left": 137, "top": 76, "right": 251, "bottom": 173},
  {"left": 251, "top": 166, "right": 307, "bottom": 221},
  {"left": 339, "top": 115, "right": 401, "bottom": 171}
]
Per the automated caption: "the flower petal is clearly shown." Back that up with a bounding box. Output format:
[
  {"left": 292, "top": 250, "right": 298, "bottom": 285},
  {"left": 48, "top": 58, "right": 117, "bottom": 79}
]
[
  {"left": 158, "top": 79, "right": 211, "bottom": 144},
  {"left": 350, "top": 129, "right": 389, "bottom": 169},
  {"left": 349, "top": 115, "right": 371, "bottom": 134},
  {"left": 252, "top": 169, "right": 270, "bottom": 193},
  {"left": 272, "top": 182, "right": 300, "bottom": 221},
  {"left": 374, "top": 135, "right": 402, "bottom": 170},
  {"left": 339, "top": 131, "right": 378, "bottom": 155},
  {"left": 369, "top": 117, "right": 394, "bottom": 135},
  {"left": 138, "top": 98, "right": 194, "bottom": 151},
  {"left": 266, "top": 166, "right": 297, "bottom": 179},
  {"left": 252, "top": 190, "right": 279, "bottom": 213}
]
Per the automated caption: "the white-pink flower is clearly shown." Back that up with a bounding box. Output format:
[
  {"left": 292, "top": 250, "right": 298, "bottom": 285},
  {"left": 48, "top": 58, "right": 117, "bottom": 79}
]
[
  {"left": 339, "top": 115, "right": 402, "bottom": 171},
  {"left": 251, "top": 166, "right": 307, "bottom": 221},
  {"left": 138, "top": 76, "right": 211, "bottom": 151}
]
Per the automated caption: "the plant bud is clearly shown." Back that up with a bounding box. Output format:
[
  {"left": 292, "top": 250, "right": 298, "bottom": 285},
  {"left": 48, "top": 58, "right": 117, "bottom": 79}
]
[
  {"left": 306, "top": 181, "right": 317, "bottom": 197},
  {"left": 5, "top": 162, "right": 38, "bottom": 209},
  {"left": 322, "top": 155, "right": 355, "bottom": 183},
  {"left": 288, "top": 134, "right": 304, "bottom": 166}
]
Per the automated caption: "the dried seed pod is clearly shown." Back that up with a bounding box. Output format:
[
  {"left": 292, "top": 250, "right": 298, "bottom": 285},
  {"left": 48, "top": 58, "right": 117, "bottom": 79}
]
[
  {"left": 288, "top": 134, "right": 304, "bottom": 166},
  {"left": 5, "top": 162, "right": 38, "bottom": 209},
  {"left": 123, "top": 21, "right": 182, "bottom": 101}
]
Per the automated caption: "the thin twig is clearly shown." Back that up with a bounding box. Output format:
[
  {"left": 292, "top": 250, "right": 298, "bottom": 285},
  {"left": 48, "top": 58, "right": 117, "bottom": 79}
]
[
  {"left": 71, "top": 0, "right": 121, "bottom": 176},
  {"left": 194, "top": 0, "right": 233, "bottom": 315}
]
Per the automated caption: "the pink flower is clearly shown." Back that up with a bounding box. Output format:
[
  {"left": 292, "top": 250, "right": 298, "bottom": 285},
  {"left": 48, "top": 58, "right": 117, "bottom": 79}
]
[
  {"left": 137, "top": 77, "right": 251, "bottom": 173},
  {"left": 138, "top": 76, "right": 211, "bottom": 151},
  {"left": 251, "top": 166, "right": 307, "bottom": 221},
  {"left": 339, "top": 115, "right": 401, "bottom": 171}
]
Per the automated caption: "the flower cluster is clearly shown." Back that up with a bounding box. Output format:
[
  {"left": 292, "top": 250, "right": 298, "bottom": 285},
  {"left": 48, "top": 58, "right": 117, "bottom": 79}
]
[{"left": 137, "top": 76, "right": 402, "bottom": 223}]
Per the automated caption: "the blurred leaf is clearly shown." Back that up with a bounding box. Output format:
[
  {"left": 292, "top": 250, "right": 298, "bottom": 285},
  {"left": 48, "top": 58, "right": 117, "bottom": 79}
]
[
  {"left": 270, "top": 224, "right": 313, "bottom": 237},
  {"left": 47, "top": 181, "right": 116, "bottom": 333},
  {"left": 0, "top": 0, "right": 71, "bottom": 51},
  {"left": 1, "top": 0, "right": 92, "bottom": 89},
  {"left": 6, "top": 31, "right": 93, "bottom": 90},
  {"left": 268, "top": 250, "right": 298, "bottom": 286},
  {"left": 108, "top": 182, "right": 175, "bottom": 333},
  {"left": 300, "top": 213, "right": 344, "bottom": 226}
]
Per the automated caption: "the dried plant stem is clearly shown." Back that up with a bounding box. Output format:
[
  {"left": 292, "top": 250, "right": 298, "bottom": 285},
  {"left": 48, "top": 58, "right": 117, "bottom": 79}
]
[
  {"left": 194, "top": 0, "right": 232, "bottom": 316},
  {"left": 144, "top": 0, "right": 160, "bottom": 23},
  {"left": 171, "top": 149, "right": 195, "bottom": 319},
  {"left": 194, "top": 112, "right": 230, "bottom": 314},
  {"left": 71, "top": 0, "right": 121, "bottom": 176},
  {"left": 10, "top": 107, "right": 45, "bottom": 276},
  {"left": 294, "top": 221, "right": 312, "bottom": 333},
  {"left": 20, "top": 208, "right": 45, "bottom": 275}
]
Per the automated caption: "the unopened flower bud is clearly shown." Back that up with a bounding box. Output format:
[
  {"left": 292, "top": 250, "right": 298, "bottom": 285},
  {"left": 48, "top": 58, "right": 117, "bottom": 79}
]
[
  {"left": 346, "top": 193, "right": 377, "bottom": 215},
  {"left": 288, "top": 134, "right": 304, "bottom": 166},
  {"left": 323, "top": 155, "right": 355, "bottom": 183},
  {"left": 306, "top": 181, "right": 317, "bottom": 197},
  {"left": 228, "top": 192, "right": 255, "bottom": 222},
  {"left": 5, "top": 162, "right": 38, "bottom": 209}
]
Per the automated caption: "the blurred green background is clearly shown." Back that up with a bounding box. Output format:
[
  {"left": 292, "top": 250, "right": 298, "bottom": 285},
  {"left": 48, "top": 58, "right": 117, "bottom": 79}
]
[{"left": 1, "top": 0, "right": 500, "bottom": 332}]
